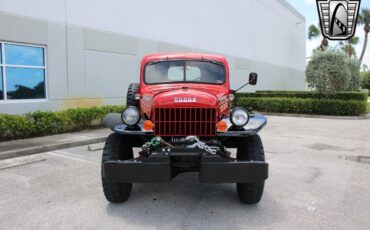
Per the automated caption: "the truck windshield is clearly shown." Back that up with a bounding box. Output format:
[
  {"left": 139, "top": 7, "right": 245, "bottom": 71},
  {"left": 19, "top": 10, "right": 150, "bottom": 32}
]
[{"left": 144, "top": 60, "right": 225, "bottom": 85}]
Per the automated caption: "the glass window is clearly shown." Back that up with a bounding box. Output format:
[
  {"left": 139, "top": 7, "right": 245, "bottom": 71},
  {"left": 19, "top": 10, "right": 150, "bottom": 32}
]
[
  {"left": 145, "top": 60, "right": 225, "bottom": 85},
  {"left": 0, "top": 68, "right": 3, "bottom": 100},
  {"left": 0, "top": 42, "right": 46, "bottom": 100},
  {"left": 0, "top": 44, "right": 2, "bottom": 64},
  {"left": 168, "top": 66, "right": 184, "bottom": 81},
  {"left": 186, "top": 66, "right": 202, "bottom": 81},
  {"left": 6, "top": 67, "right": 45, "bottom": 99},
  {"left": 5, "top": 44, "right": 44, "bottom": 66},
  {"left": 146, "top": 61, "right": 183, "bottom": 84}
]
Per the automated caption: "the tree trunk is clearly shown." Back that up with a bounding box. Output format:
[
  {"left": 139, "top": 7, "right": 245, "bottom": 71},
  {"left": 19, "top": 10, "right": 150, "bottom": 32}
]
[
  {"left": 359, "top": 25, "right": 369, "bottom": 65},
  {"left": 348, "top": 45, "right": 352, "bottom": 58},
  {"left": 320, "top": 38, "right": 328, "bottom": 51}
]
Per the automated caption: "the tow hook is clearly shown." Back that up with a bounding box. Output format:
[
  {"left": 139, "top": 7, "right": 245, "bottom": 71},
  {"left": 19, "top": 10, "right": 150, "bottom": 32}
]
[
  {"left": 141, "top": 136, "right": 174, "bottom": 156},
  {"left": 156, "top": 137, "right": 174, "bottom": 148}
]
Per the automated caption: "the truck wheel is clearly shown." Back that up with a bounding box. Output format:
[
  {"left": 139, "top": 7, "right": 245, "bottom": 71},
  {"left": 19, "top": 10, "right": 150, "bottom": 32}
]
[
  {"left": 236, "top": 134, "right": 265, "bottom": 204},
  {"left": 101, "top": 133, "right": 133, "bottom": 203},
  {"left": 126, "top": 83, "right": 140, "bottom": 108}
]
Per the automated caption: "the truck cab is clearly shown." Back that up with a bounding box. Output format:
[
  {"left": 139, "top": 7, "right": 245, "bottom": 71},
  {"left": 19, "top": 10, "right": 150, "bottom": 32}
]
[{"left": 102, "top": 53, "right": 268, "bottom": 204}]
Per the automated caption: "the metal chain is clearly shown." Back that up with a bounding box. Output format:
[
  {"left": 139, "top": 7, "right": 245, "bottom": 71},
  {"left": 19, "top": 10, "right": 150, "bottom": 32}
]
[{"left": 186, "top": 136, "right": 218, "bottom": 155}]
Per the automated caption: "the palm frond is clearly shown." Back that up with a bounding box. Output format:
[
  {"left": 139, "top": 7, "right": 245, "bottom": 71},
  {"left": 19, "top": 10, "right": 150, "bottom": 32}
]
[
  {"left": 348, "top": 36, "right": 359, "bottom": 45},
  {"left": 308, "top": 24, "right": 320, "bottom": 39},
  {"left": 358, "top": 8, "right": 370, "bottom": 25}
]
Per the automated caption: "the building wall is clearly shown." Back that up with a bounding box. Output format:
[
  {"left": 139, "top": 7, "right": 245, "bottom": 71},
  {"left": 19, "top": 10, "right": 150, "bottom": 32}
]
[{"left": 0, "top": 0, "right": 306, "bottom": 114}]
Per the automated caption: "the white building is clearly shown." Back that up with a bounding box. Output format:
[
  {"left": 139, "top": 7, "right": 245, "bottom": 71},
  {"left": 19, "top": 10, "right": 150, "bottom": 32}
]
[{"left": 0, "top": 0, "right": 306, "bottom": 114}]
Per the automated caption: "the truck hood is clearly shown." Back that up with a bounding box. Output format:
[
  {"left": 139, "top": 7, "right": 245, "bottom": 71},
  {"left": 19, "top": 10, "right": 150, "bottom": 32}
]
[{"left": 152, "top": 88, "right": 218, "bottom": 107}]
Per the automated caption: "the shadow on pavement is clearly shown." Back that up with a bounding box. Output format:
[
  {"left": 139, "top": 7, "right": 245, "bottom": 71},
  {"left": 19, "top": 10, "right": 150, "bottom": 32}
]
[{"left": 104, "top": 173, "right": 283, "bottom": 229}]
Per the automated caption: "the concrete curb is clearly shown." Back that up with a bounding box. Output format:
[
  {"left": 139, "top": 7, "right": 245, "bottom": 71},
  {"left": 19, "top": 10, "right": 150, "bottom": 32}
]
[
  {"left": 0, "top": 137, "right": 107, "bottom": 161},
  {"left": 260, "top": 112, "right": 370, "bottom": 120}
]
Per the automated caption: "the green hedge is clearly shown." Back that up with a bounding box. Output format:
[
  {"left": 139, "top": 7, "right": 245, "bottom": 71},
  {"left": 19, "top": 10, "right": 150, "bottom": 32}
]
[
  {"left": 236, "top": 91, "right": 367, "bottom": 101},
  {"left": 0, "top": 105, "right": 124, "bottom": 141},
  {"left": 237, "top": 97, "right": 367, "bottom": 116}
]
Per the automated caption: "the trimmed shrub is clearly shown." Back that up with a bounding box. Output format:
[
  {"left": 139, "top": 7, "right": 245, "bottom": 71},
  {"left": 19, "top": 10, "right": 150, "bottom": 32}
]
[
  {"left": 26, "top": 111, "right": 74, "bottom": 136},
  {"left": 0, "top": 114, "right": 35, "bottom": 140},
  {"left": 0, "top": 105, "right": 124, "bottom": 141},
  {"left": 237, "top": 97, "right": 367, "bottom": 116},
  {"left": 236, "top": 91, "right": 367, "bottom": 101},
  {"left": 306, "top": 50, "right": 351, "bottom": 93}
]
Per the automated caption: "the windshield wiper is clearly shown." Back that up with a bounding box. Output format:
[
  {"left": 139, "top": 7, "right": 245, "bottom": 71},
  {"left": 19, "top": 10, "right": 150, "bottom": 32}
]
[
  {"left": 147, "top": 58, "right": 170, "bottom": 66},
  {"left": 146, "top": 60, "right": 162, "bottom": 66},
  {"left": 201, "top": 58, "right": 223, "bottom": 66}
]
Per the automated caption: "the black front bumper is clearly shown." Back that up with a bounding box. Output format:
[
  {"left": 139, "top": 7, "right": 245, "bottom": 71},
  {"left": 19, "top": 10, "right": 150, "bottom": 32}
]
[
  {"left": 103, "top": 113, "right": 267, "bottom": 137},
  {"left": 102, "top": 148, "right": 268, "bottom": 183}
]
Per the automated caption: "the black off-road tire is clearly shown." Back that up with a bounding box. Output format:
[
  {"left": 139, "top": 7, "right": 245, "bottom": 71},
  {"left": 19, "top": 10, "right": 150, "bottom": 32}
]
[
  {"left": 126, "top": 83, "right": 140, "bottom": 108},
  {"left": 101, "top": 133, "right": 133, "bottom": 203},
  {"left": 236, "top": 134, "right": 265, "bottom": 204}
]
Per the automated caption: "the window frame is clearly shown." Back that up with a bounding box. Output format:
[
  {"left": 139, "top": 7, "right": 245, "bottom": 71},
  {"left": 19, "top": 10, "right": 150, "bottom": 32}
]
[
  {"left": 144, "top": 60, "right": 226, "bottom": 85},
  {"left": 0, "top": 41, "right": 48, "bottom": 103}
]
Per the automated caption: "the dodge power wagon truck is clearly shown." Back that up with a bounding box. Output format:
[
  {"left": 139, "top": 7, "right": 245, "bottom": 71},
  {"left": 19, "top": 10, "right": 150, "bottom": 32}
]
[{"left": 102, "top": 53, "right": 268, "bottom": 204}]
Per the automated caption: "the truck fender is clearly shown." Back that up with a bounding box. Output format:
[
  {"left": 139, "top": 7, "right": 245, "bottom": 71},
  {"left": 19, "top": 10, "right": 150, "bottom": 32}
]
[{"left": 103, "top": 113, "right": 123, "bottom": 131}]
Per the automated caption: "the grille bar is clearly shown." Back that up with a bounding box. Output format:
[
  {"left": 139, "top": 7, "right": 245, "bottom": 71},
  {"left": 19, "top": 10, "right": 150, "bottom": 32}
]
[{"left": 153, "top": 108, "right": 217, "bottom": 136}]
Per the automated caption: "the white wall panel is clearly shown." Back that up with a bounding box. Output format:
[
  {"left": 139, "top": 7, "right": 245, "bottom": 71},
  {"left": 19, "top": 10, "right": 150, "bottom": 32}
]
[
  {"left": 46, "top": 22, "right": 68, "bottom": 100},
  {"left": 0, "top": 0, "right": 66, "bottom": 22},
  {"left": 67, "top": 25, "right": 86, "bottom": 98},
  {"left": 0, "top": 13, "right": 47, "bottom": 44},
  {"left": 85, "top": 51, "right": 136, "bottom": 98}
]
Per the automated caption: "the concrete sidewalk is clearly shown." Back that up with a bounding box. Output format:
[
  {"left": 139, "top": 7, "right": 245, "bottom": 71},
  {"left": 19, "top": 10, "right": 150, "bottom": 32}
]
[{"left": 0, "top": 128, "right": 111, "bottom": 160}]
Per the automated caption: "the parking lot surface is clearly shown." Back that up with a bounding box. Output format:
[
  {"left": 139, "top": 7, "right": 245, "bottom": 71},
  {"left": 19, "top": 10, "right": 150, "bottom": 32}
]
[{"left": 0, "top": 116, "right": 369, "bottom": 230}]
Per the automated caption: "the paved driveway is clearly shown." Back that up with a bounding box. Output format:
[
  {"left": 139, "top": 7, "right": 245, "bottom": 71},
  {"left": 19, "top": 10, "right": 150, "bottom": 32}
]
[{"left": 0, "top": 116, "right": 369, "bottom": 230}]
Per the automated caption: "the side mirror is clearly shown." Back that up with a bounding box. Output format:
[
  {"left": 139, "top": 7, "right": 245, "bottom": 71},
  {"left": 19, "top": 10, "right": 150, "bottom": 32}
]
[
  {"left": 249, "top": 72, "right": 258, "bottom": 85},
  {"left": 233, "top": 72, "right": 258, "bottom": 93}
]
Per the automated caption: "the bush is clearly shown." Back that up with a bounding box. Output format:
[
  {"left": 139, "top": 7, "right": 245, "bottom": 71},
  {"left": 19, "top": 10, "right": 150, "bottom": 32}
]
[
  {"left": 361, "top": 71, "right": 370, "bottom": 89},
  {"left": 25, "top": 111, "right": 74, "bottom": 136},
  {"left": 237, "top": 97, "right": 367, "bottom": 116},
  {"left": 306, "top": 50, "right": 352, "bottom": 93},
  {"left": 0, "top": 105, "right": 124, "bottom": 141},
  {"left": 0, "top": 114, "right": 35, "bottom": 140},
  {"left": 346, "top": 59, "right": 361, "bottom": 90},
  {"left": 236, "top": 91, "right": 367, "bottom": 101}
]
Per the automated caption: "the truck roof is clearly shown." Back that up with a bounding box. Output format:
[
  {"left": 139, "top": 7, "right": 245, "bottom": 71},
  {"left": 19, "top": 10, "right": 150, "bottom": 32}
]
[{"left": 141, "top": 53, "right": 228, "bottom": 65}]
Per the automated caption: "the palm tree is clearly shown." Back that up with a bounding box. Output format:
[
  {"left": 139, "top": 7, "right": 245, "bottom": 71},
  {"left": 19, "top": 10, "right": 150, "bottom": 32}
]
[
  {"left": 358, "top": 8, "right": 370, "bottom": 65},
  {"left": 362, "top": 64, "right": 368, "bottom": 72},
  {"left": 308, "top": 24, "right": 329, "bottom": 51},
  {"left": 340, "top": 36, "right": 359, "bottom": 58}
]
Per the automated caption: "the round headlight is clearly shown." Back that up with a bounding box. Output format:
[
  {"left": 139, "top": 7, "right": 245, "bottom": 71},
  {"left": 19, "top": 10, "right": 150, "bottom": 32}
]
[
  {"left": 121, "top": 106, "right": 140, "bottom": 126},
  {"left": 230, "top": 107, "right": 249, "bottom": 127}
]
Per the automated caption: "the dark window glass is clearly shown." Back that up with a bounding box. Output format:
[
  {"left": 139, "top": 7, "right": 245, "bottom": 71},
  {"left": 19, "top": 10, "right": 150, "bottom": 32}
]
[
  {"left": 6, "top": 67, "right": 45, "bottom": 99},
  {"left": 145, "top": 61, "right": 225, "bottom": 85},
  {"left": 5, "top": 44, "right": 44, "bottom": 66},
  {"left": 0, "top": 67, "right": 3, "bottom": 100},
  {"left": 187, "top": 61, "right": 225, "bottom": 84},
  {"left": 0, "top": 44, "right": 2, "bottom": 64},
  {"left": 146, "top": 61, "right": 183, "bottom": 84}
]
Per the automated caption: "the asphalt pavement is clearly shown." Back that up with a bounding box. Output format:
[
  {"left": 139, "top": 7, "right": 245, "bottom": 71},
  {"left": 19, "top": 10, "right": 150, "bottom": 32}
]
[{"left": 0, "top": 116, "right": 369, "bottom": 230}]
